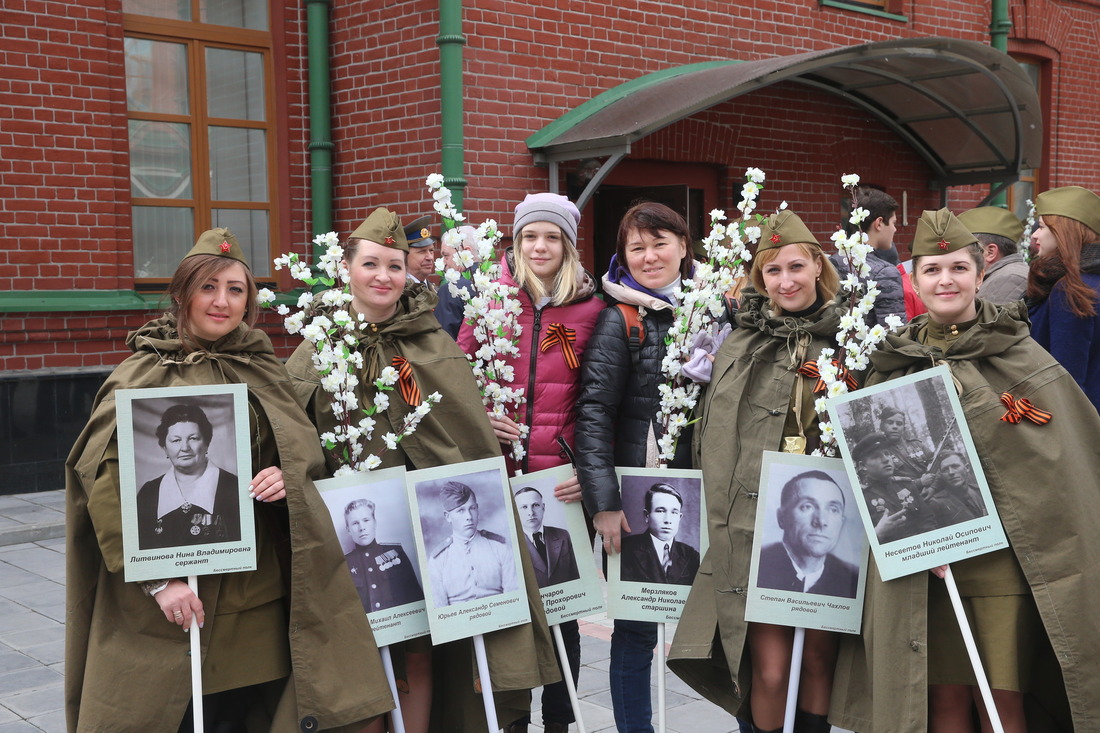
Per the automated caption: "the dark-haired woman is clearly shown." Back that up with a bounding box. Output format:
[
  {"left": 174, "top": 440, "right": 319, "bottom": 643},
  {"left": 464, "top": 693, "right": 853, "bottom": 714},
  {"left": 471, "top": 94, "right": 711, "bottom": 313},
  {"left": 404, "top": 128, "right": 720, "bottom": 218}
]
[
  {"left": 575, "top": 200, "right": 695, "bottom": 732},
  {"left": 65, "top": 229, "right": 392, "bottom": 732},
  {"left": 1026, "top": 185, "right": 1100, "bottom": 411},
  {"left": 831, "top": 208, "right": 1100, "bottom": 733},
  {"left": 137, "top": 403, "right": 241, "bottom": 549},
  {"left": 668, "top": 210, "right": 847, "bottom": 733}
]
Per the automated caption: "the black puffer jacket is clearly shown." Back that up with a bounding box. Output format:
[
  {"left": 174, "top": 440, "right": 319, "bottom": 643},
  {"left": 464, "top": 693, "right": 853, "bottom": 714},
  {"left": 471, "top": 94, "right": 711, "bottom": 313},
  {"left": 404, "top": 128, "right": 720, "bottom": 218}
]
[
  {"left": 829, "top": 249, "right": 906, "bottom": 327},
  {"left": 575, "top": 279, "right": 694, "bottom": 515}
]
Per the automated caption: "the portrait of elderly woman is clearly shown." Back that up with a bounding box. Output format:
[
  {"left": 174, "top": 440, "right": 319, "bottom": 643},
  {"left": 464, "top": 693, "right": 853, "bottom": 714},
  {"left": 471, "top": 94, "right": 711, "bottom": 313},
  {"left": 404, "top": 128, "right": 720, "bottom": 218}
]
[{"left": 136, "top": 402, "right": 241, "bottom": 549}]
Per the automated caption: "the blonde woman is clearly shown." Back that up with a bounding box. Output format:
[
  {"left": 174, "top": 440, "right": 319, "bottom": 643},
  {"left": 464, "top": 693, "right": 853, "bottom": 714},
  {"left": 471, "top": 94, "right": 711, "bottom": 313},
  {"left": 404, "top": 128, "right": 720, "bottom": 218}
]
[{"left": 670, "top": 210, "right": 847, "bottom": 733}]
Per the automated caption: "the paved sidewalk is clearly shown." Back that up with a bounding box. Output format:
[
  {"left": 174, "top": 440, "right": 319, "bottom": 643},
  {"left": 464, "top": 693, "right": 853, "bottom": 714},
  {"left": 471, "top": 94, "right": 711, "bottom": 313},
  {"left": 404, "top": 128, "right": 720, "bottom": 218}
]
[
  {"left": 0, "top": 491, "right": 66, "bottom": 733},
  {"left": 0, "top": 490, "right": 846, "bottom": 733}
]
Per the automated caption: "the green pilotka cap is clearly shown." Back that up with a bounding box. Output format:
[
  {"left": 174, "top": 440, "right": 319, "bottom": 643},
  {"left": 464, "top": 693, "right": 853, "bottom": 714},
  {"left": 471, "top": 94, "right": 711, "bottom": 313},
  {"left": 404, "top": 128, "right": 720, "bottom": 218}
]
[
  {"left": 911, "top": 208, "right": 978, "bottom": 257},
  {"left": 1034, "top": 186, "right": 1100, "bottom": 235},
  {"left": 756, "top": 210, "right": 820, "bottom": 253},
  {"left": 183, "top": 227, "right": 249, "bottom": 267},
  {"left": 957, "top": 207, "right": 1024, "bottom": 242},
  {"left": 350, "top": 207, "right": 409, "bottom": 252}
]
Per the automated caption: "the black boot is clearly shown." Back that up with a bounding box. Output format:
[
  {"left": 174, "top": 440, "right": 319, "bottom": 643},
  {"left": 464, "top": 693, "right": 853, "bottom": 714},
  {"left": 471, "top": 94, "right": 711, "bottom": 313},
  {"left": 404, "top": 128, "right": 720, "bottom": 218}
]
[{"left": 794, "top": 709, "right": 831, "bottom": 733}]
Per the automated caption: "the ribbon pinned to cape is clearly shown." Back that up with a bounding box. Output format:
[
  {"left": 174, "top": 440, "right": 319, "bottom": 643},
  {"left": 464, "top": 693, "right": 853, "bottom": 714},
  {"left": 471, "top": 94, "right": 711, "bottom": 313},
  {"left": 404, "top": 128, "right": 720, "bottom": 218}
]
[
  {"left": 539, "top": 323, "right": 580, "bottom": 370},
  {"left": 391, "top": 356, "right": 422, "bottom": 406},
  {"left": 797, "top": 359, "right": 858, "bottom": 393},
  {"left": 999, "top": 392, "right": 1052, "bottom": 425}
]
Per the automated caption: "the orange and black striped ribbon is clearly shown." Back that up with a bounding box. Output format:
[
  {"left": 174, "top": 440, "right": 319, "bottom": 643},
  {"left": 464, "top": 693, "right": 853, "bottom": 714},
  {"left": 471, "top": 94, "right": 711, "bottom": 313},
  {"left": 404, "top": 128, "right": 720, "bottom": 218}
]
[
  {"left": 797, "top": 359, "right": 858, "bottom": 393},
  {"left": 391, "top": 355, "right": 422, "bottom": 406},
  {"left": 539, "top": 323, "right": 580, "bottom": 370},
  {"left": 999, "top": 392, "right": 1052, "bottom": 425}
]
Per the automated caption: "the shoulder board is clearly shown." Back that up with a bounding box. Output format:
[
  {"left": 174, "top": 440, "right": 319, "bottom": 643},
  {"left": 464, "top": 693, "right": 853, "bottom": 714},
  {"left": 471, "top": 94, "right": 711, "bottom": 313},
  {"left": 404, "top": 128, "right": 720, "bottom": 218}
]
[
  {"left": 479, "top": 529, "right": 506, "bottom": 543},
  {"left": 432, "top": 537, "right": 453, "bottom": 558}
]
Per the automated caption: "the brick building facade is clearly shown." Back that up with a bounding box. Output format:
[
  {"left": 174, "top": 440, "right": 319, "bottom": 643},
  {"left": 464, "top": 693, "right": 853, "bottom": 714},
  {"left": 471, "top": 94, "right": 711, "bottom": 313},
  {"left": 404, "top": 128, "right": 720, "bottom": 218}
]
[{"left": 1, "top": 0, "right": 1097, "bottom": 492}]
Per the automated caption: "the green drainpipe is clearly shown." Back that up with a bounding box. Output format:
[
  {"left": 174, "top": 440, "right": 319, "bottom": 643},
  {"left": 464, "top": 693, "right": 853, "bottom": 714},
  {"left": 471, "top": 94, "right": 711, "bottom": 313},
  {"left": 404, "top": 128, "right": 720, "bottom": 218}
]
[
  {"left": 305, "top": 0, "right": 334, "bottom": 257},
  {"left": 990, "top": 0, "right": 1011, "bottom": 206},
  {"left": 437, "top": 0, "right": 467, "bottom": 211}
]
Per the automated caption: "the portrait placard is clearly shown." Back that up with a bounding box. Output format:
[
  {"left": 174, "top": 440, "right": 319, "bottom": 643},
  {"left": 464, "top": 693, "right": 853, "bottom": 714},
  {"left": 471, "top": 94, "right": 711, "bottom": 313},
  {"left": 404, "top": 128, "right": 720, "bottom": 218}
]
[
  {"left": 116, "top": 384, "right": 255, "bottom": 582},
  {"left": 745, "top": 452, "right": 869, "bottom": 634},
  {"left": 315, "top": 467, "right": 429, "bottom": 647},
  {"left": 407, "top": 456, "right": 530, "bottom": 645},
  {"left": 828, "top": 365, "right": 1008, "bottom": 580},
  {"left": 607, "top": 468, "right": 707, "bottom": 624},
  {"left": 509, "top": 465, "right": 603, "bottom": 626}
]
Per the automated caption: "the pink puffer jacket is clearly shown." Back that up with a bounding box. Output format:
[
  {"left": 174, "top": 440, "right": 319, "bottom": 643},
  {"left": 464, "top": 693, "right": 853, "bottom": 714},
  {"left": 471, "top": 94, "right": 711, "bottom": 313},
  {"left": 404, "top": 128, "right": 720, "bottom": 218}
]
[{"left": 457, "top": 249, "right": 605, "bottom": 475}]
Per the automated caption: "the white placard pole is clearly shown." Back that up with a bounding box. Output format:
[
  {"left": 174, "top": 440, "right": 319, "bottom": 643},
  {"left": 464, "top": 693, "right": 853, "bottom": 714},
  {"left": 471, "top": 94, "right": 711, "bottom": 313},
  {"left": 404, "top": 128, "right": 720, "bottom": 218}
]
[
  {"left": 188, "top": 575, "right": 204, "bottom": 733},
  {"left": 473, "top": 634, "right": 499, "bottom": 732},
  {"left": 943, "top": 565, "right": 1004, "bottom": 733},
  {"left": 551, "top": 624, "right": 586, "bottom": 733},
  {"left": 379, "top": 645, "right": 406, "bottom": 733},
  {"left": 656, "top": 622, "right": 667, "bottom": 733},
  {"left": 782, "top": 627, "right": 805, "bottom": 733}
]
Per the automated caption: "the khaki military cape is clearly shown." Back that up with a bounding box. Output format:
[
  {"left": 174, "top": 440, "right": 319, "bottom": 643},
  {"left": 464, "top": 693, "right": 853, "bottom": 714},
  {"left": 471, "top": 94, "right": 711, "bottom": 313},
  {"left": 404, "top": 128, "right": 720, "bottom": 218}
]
[
  {"left": 286, "top": 284, "right": 560, "bottom": 731},
  {"left": 65, "top": 315, "right": 394, "bottom": 732},
  {"left": 830, "top": 300, "right": 1100, "bottom": 733},
  {"left": 667, "top": 290, "right": 862, "bottom": 720}
]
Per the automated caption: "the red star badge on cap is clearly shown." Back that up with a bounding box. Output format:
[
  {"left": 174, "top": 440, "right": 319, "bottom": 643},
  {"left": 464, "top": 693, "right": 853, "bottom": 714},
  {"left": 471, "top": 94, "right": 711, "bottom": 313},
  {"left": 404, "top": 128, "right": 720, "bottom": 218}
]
[
  {"left": 937, "top": 239, "right": 950, "bottom": 250},
  {"left": 220, "top": 241, "right": 231, "bottom": 253},
  {"left": 384, "top": 236, "right": 395, "bottom": 245},
  {"left": 770, "top": 234, "right": 782, "bottom": 244}
]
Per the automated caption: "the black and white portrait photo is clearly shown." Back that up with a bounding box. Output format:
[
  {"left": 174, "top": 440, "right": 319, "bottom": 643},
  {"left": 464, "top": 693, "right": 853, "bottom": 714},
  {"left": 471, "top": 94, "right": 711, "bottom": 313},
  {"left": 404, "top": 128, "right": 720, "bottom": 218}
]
[
  {"left": 416, "top": 467, "right": 521, "bottom": 607},
  {"left": 755, "top": 466, "right": 863, "bottom": 599},
  {"left": 832, "top": 368, "right": 989, "bottom": 545},
  {"left": 620, "top": 476, "right": 701, "bottom": 586},
  {"left": 314, "top": 467, "right": 430, "bottom": 645},
  {"left": 341, "top": 497, "right": 424, "bottom": 612},
  {"left": 513, "top": 484, "right": 581, "bottom": 589},
  {"left": 130, "top": 395, "right": 244, "bottom": 550}
]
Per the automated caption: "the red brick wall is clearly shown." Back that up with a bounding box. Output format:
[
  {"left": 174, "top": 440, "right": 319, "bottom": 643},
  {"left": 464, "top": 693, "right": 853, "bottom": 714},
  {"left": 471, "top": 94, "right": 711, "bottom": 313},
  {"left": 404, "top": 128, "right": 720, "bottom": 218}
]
[
  {"left": 0, "top": 0, "right": 132, "bottom": 294},
  {"left": 4, "top": 0, "right": 1100, "bottom": 373}
]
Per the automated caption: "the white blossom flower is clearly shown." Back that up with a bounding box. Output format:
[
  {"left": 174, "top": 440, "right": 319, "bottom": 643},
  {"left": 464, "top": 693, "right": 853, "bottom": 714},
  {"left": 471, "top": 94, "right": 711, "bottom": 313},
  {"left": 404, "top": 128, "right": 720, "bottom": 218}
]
[
  {"left": 378, "top": 366, "right": 399, "bottom": 386},
  {"left": 841, "top": 173, "right": 861, "bottom": 186}
]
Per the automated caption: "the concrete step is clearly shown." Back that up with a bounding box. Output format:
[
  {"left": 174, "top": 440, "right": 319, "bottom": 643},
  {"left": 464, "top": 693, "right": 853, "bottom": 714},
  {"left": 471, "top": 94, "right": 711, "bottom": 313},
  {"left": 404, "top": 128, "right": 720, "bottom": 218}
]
[{"left": 0, "top": 491, "right": 65, "bottom": 548}]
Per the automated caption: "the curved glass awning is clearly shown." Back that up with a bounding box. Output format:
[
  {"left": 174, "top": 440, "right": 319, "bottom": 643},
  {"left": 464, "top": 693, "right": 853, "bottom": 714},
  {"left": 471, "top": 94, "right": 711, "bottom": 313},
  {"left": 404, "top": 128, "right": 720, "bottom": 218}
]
[{"left": 528, "top": 38, "right": 1042, "bottom": 191}]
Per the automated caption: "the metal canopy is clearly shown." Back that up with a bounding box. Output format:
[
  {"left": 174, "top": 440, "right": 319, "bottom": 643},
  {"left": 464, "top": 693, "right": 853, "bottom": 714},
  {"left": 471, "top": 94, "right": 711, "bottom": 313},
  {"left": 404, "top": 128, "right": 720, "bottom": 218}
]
[{"left": 528, "top": 38, "right": 1042, "bottom": 200}]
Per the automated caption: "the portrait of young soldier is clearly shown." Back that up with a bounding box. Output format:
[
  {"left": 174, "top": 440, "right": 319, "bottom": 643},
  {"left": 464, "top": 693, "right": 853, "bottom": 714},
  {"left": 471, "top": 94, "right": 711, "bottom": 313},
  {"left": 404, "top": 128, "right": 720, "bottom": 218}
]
[
  {"left": 342, "top": 498, "right": 423, "bottom": 613},
  {"left": 428, "top": 480, "right": 519, "bottom": 606}
]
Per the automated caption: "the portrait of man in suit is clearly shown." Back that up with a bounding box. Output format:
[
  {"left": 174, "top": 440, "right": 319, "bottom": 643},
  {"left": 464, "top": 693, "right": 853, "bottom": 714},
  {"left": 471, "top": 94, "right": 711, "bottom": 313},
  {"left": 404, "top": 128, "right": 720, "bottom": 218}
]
[
  {"left": 513, "top": 486, "right": 580, "bottom": 588},
  {"left": 757, "top": 470, "right": 859, "bottom": 599},
  {"left": 620, "top": 482, "right": 700, "bottom": 586}
]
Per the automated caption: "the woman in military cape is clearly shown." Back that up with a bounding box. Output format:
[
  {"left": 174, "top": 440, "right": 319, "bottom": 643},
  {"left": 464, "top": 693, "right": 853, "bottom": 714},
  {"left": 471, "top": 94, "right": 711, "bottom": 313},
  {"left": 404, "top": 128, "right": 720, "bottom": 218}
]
[
  {"left": 65, "top": 229, "right": 393, "bottom": 732},
  {"left": 667, "top": 211, "right": 851, "bottom": 733},
  {"left": 286, "top": 208, "right": 558, "bottom": 733},
  {"left": 830, "top": 210, "right": 1100, "bottom": 733}
]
